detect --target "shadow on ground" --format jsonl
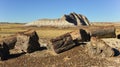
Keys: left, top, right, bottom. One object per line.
{"left": 3, "top": 47, "right": 47, "bottom": 61}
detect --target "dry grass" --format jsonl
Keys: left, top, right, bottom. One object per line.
{"left": 37, "top": 29, "right": 73, "bottom": 39}
{"left": 1, "top": 23, "right": 120, "bottom": 39}
{"left": 0, "top": 24, "right": 75, "bottom": 39}
{"left": 0, "top": 24, "right": 25, "bottom": 38}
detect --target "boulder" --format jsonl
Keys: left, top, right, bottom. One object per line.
{"left": 15, "top": 30, "right": 40, "bottom": 53}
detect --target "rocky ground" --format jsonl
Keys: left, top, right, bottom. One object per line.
{"left": 0, "top": 38, "right": 120, "bottom": 67}
{"left": 1, "top": 23, "right": 120, "bottom": 67}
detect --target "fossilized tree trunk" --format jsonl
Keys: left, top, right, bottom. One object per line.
{"left": 50, "top": 33, "right": 76, "bottom": 53}
{"left": 0, "top": 42, "right": 10, "bottom": 60}
{"left": 15, "top": 30, "right": 40, "bottom": 53}
{"left": 83, "top": 26, "right": 116, "bottom": 38}
{"left": 86, "top": 37, "right": 114, "bottom": 57}
{"left": 0, "top": 29, "right": 41, "bottom": 60}
{"left": 50, "top": 26, "right": 116, "bottom": 54}
{"left": 2, "top": 35, "right": 17, "bottom": 49}
{"left": 50, "top": 29, "right": 90, "bottom": 54}
{"left": 0, "top": 35, "right": 17, "bottom": 60}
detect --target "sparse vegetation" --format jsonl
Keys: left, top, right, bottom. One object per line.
{"left": 0, "top": 24, "right": 76, "bottom": 39}
{"left": 1, "top": 23, "right": 120, "bottom": 39}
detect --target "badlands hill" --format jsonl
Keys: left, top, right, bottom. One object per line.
{"left": 25, "top": 12, "right": 90, "bottom": 27}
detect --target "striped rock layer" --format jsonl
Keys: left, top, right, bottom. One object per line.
{"left": 25, "top": 12, "right": 90, "bottom": 27}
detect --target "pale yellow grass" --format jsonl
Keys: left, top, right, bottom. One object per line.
{"left": 0, "top": 24, "right": 74, "bottom": 39}
{"left": 37, "top": 29, "right": 73, "bottom": 39}
{"left": 1, "top": 23, "right": 120, "bottom": 39}
{"left": 0, "top": 24, "right": 26, "bottom": 38}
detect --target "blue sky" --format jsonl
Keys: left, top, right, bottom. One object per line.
{"left": 0, "top": 0, "right": 120, "bottom": 23}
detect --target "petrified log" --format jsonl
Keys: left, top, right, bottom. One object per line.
{"left": 15, "top": 30, "right": 40, "bottom": 53}
{"left": 50, "top": 26, "right": 115, "bottom": 54}
{"left": 51, "top": 29, "right": 90, "bottom": 53}
{"left": 0, "top": 35, "right": 16, "bottom": 60}
{"left": 50, "top": 33, "right": 76, "bottom": 53}
{"left": 2, "top": 35, "right": 17, "bottom": 49}
{"left": 69, "top": 29, "right": 90, "bottom": 41}
{"left": 117, "top": 34, "right": 120, "bottom": 39}
{"left": 86, "top": 37, "right": 114, "bottom": 57}
{"left": 0, "top": 42, "right": 10, "bottom": 60}
{"left": 50, "top": 29, "right": 90, "bottom": 54}
{"left": 83, "top": 26, "right": 116, "bottom": 38}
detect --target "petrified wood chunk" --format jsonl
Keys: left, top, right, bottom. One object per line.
{"left": 86, "top": 37, "right": 114, "bottom": 57}
{"left": 50, "top": 29, "right": 90, "bottom": 54}
{"left": 69, "top": 29, "right": 91, "bottom": 42}
{"left": 50, "top": 26, "right": 116, "bottom": 54}
{"left": 0, "top": 42, "right": 10, "bottom": 60}
{"left": 50, "top": 33, "right": 76, "bottom": 53}
{"left": 83, "top": 26, "right": 116, "bottom": 38}
{"left": 15, "top": 30, "right": 40, "bottom": 53}
{"left": 0, "top": 35, "right": 16, "bottom": 60}
{"left": 2, "top": 35, "right": 17, "bottom": 49}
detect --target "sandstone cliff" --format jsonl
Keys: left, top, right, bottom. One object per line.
{"left": 25, "top": 12, "right": 90, "bottom": 27}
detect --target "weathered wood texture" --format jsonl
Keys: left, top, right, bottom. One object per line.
{"left": 50, "top": 29, "right": 90, "bottom": 54}
{"left": 0, "top": 35, "right": 16, "bottom": 60}
{"left": 0, "top": 30, "right": 41, "bottom": 60}
{"left": 82, "top": 26, "right": 116, "bottom": 38}
{"left": 69, "top": 29, "right": 90, "bottom": 41}
{"left": 2, "top": 35, "right": 17, "bottom": 49}
{"left": 15, "top": 30, "right": 40, "bottom": 53}
{"left": 86, "top": 37, "right": 114, "bottom": 57}
{"left": 50, "top": 26, "right": 116, "bottom": 54}
{"left": 0, "top": 42, "right": 10, "bottom": 60}
{"left": 50, "top": 33, "right": 76, "bottom": 53}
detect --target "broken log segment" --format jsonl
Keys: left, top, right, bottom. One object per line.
{"left": 0, "top": 35, "right": 17, "bottom": 60}
{"left": 82, "top": 26, "right": 116, "bottom": 38}
{"left": 50, "top": 26, "right": 116, "bottom": 54}
{"left": 0, "top": 29, "right": 41, "bottom": 60}
{"left": 0, "top": 41, "right": 10, "bottom": 60}
{"left": 50, "top": 33, "right": 76, "bottom": 53}
{"left": 2, "top": 35, "right": 17, "bottom": 49}
{"left": 50, "top": 29, "right": 90, "bottom": 54}
{"left": 69, "top": 29, "right": 90, "bottom": 41}
{"left": 86, "top": 37, "right": 114, "bottom": 57}
{"left": 15, "top": 29, "right": 40, "bottom": 53}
